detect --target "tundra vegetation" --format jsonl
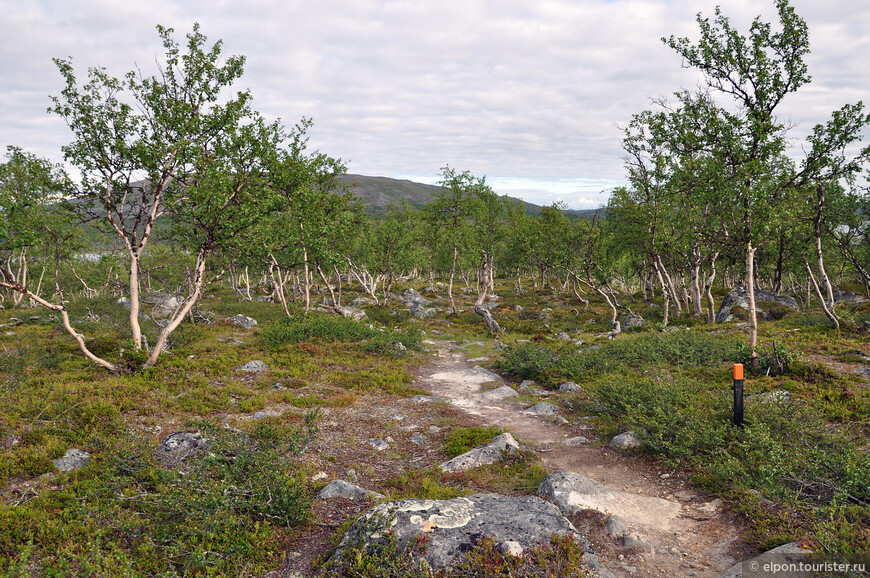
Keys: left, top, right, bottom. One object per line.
{"left": 1, "top": 1, "right": 869, "bottom": 575}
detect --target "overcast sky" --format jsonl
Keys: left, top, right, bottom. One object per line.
{"left": 1, "top": 0, "right": 868, "bottom": 209}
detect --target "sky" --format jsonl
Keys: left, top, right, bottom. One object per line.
{"left": 1, "top": 0, "right": 868, "bottom": 209}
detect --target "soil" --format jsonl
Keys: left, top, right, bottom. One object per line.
{"left": 282, "top": 340, "right": 753, "bottom": 577}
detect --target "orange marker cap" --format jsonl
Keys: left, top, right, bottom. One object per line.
{"left": 733, "top": 363, "right": 744, "bottom": 380}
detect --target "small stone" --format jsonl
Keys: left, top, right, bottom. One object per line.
{"left": 367, "top": 438, "right": 389, "bottom": 451}
{"left": 609, "top": 431, "right": 641, "bottom": 450}
{"left": 428, "top": 426, "right": 441, "bottom": 434}
{"left": 498, "top": 540, "right": 524, "bottom": 557}
{"left": 385, "top": 436, "right": 395, "bottom": 444}
{"left": 622, "top": 566, "right": 637, "bottom": 575}
{"left": 660, "top": 473, "right": 670, "bottom": 479}
{"left": 226, "top": 314, "right": 258, "bottom": 329}
{"left": 410, "top": 433, "right": 425, "bottom": 446}
{"left": 523, "top": 401, "right": 560, "bottom": 416}
{"left": 390, "top": 414, "right": 405, "bottom": 421}
{"left": 605, "top": 515, "right": 627, "bottom": 537}
{"left": 557, "top": 381, "right": 581, "bottom": 393}
{"left": 561, "top": 436, "right": 589, "bottom": 446}
{"left": 467, "top": 357, "right": 490, "bottom": 362}
{"left": 623, "top": 535, "right": 654, "bottom": 553}
{"left": 556, "top": 332, "right": 571, "bottom": 340}
{"left": 317, "top": 480, "right": 384, "bottom": 501}
{"left": 311, "top": 471, "right": 328, "bottom": 482}
{"left": 235, "top": 360, "right": 269, "bottom": 373}
{"left": 346, "top": 468, "right": 357, "bottom": 481}
{"left": 482, "top": 385, "right": 518, "bottom": 400}
{"left": 53, "top": 449, "right": 90, "bottom": 472}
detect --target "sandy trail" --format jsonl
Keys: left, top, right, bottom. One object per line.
{"left": 418, "top": 340, "right": 750, "bottom": 578}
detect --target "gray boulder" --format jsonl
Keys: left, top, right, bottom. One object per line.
{"left": 317, "top": 480, "right": 384, "bottom": 501}
{"left": 621, "top": 312, "right": 645, "bottom": 329}
{"left": 715, "top": 287, "right": 799, "bottom": 323}
{"left": 400, "top": 289, "right": 431, "bottom": 306}
{"left": 336, "top": 306, "right": 367, "bottom": 321}
{"left": 236, "top": 360, "right": 269, "bottom": 373}
{"left": 609, "top": 431, "right": 641, "bottom": 449}
{"left": 523, "top": 401, "right": 560, "bottom": 416}
{"left": 833, "top": 286, "right": 866, "bottom": 304}
{"left": 481, "top": 385, "right": 518, "bottom": 401}
{"left": 53, "top": 449, "right": 90, "bottom": 472}
{"left": 227, "top": 314, "right": 258, "bottom": 329}
{"left": 469, "top": 365, "right": 504, "bottom": 382}
{"left": 720, "top": 542, "right": 808, "bottom": 578}
{"left": 558, "top": 381, "right": 582, "bottom": 393}
{"left": 538, "top": 472, "right": 681, "bottom": 531}
{"left": 409, "top": 302, "right": 437, "bottom": 319}
{"left": 366, "top": 438, "right": 390, "bottom": 451}
{"left": 439, "top": 432, "right": 519, "bottom": 473}
{"left": 156, "top": 432, "right": 211, "bottom": 466}
{"left": 331, "top": 493, "right": 598, "bottom": 573}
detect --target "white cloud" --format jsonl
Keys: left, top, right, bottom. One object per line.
{"left": 1, "top": 0, "right": 868, "bottom": 207}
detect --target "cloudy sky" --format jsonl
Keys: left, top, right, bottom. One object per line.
{"left": 1, "top": 0, "right": 868, "bottom": 209}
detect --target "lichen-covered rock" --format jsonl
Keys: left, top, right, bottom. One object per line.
{"left": 226, "top": 314, "right": 258, "bottom": 329}
{"left": 715, "top": 287, "right": 799, "bottom": 323}
{"left": 317, "top": 480, "right": 384, "bottom": 501}
{"left": 558, "top": 381, "right": 582, "bottom": 393}
{"left": 331, "top": 493, "right": 589, "bottom": 572}
{"left": 53, "top": 449, "right": 90, "bottom": 472}
{"left": 336, "top": 306, "right": 367, "bottom": 321}
{"left": 156, "top": 432, "right": 211, "bottom": 466}
{"left": 235, "top": 360, "right": 269, "bottom": 373}
{"left": 439, "top": 433, "right": 519, "bottom": 473}
{"left": 621, "top": 312, "right": 645, "bottom": 329}
{"left": 410, "top": 302, "right": 437, "bottom": 319}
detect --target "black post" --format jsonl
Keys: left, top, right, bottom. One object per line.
{"left": 733, "top": 363, "right": 744, "bottom": 427}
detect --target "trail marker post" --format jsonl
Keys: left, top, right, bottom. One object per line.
{"left": 732, "top": 363, "right": 744, "bottom": 427}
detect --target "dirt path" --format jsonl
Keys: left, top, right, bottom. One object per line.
{"left": 418, "top": 340, "right": 751, "bottom": 578}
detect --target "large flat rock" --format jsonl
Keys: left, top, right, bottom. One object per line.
{"left": 331, "top": 493, "right": 611, "bottom": 575}
{"left": 439, "top": 432, "right": 519, "bottom": 473}
{"left": 539, "top": 471, "right": 681, "bottom": 531}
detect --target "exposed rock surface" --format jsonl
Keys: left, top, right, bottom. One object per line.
{"left": 538, "top": 471, "right": 681, "bottom": 530}
{"left": 226, "top": 314, "right": 258, "bottom": 329}
{"left": 331, "top": 493, "right": 610, "bottom": 575}
{"left": 156, "top": 432, "right": 211, "bottom": 466}
{"left": 53, "top": 449, "right": 90, "bottom": 472}
{"left": 469, "top": 366, "right": 503, "bottom": 382}
{"left": 715, "top": 287, "right": 799, "bottom": 323}
{"left": 558, "top": 381, "right": 582, "bottom": 393}
{"left": 316, "top": 480, "right": 384, "bottom": 501}
{"left": 439, "top": 432, "right": 519, "bottom": 473}
{"left": 400, "top": 289, "right": 431, "bottom": 306}
{"left": 410, "top": 302, "right": 437, "bottom": 319}
{"left": 366, "top": 438, "right": 390, "bottom": 451}
{"left": 720, "top": 542, "right": 808, "bottom": 578}
{"left": 833, "top": 286, "right": 866, "bottom": 304}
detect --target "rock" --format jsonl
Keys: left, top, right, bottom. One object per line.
{"left": 469, "top": 366, "right": 504, "bottom": 382}
{"left": 331, "top": 493, "right": 595, "bottom": 573}
{"left": 146, "top": 293, "right": 184, "bottom": 318}
{"left": 117, "top": 296, "right": 131, "bottom": 308}
{"left": 235, "top": 360, "right": 269, "bottom": 373}
{"left": 156, "top": 432, "right": 211, "bottom": 466}
{"left": 439, "top": 433, "right": 519, "bottom": 473}
{"left": 756, "top": 390, "right": 792, "bottom": 403}
{"left": 523, "top": 401, "right": 560, "bottom": 416}
{"left": 351, "top": 296, "right": 378, "bottom": 307}
{"left": 311, "top": 471, "right": 328, "bottom": 482}
{"left": 605, "top": 515, "right": 628, "bottom": 537}
{"left": 409, "top": 302, "right": 437, "bottom": 319}
{"left": 514, "top": 305, "right": 523, "bottom": 311}
{"left": 226, "top": 314, "right": 258, "bottom": 329}
{"left": 336, "top": 306, "right": 367, "bottom": 321}
{"left": 622, "top": 312, "right": 645, "bottom": 329}
{"left": 518, "top": 379, "right": 536, "bottom": 392}
{"left": 481, "top": 385, "right": 519, "bottom": 401}
{"left": 538, "top": 472, "right": 681, "bottom": 530}
{"left": 558, "top": 381, "right": 582, "bottom": 393}
{"left": 410, "top": 433, "right": 425, "bottom": 446}
{"left": 467, "top": 356, "right": 490, "bottom": 362}
{"left": 317, "top": 480, "right": 384, "bottom": 501}
{"left": 366, "top": 438, "right": 390, "bottom": 451}
{"left": 400, "top": 289, "right": 431, "bottom": 306}
{"left": 833, "top": 287, "right": 866, "bottom": 304}
{"left": 562, "top": 436, "right": 589, "bottom": 446}
{"left": 411, "top": 395, "right": 447, "bottom": 404}
{"left": 498, "top": 540, "right": 524, "bottom": 557}
{"left": 720, "top": 542, "right": 808, "bottom": 578}
{"left": 53, "top": 449, "right": 90, "bottom": 472}
{"left": 610, "top": 431, "right": 641, "bottom": 450}
{"left": 715, "top": 287, "right": 799, "bottom": 323}
{"left": 623, "top": 535, "right": 654, "bottom": 553}
{"left": 556, "top": 332, "right": 572, "bottom": 340}
{"left": 428, "top": 426, "right": 441, "bottom": 434}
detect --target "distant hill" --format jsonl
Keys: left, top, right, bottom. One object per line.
{"left": 337, "top": 174, "right": 604, "bottom": 220}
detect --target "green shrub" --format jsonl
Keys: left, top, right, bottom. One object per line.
{"left": 260, "top": 312, "right": 421, "bottom": 354}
